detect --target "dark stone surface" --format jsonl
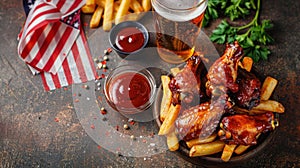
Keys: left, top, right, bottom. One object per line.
{"left": 0, "top": 0, "right": 299, "bottom": 167}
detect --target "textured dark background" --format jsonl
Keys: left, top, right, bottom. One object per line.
{"left": 0, "top": 0, "right": 299, "bottom": 167}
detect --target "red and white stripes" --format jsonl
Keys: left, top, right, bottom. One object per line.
{"left": 40, "top": 30, "right": 97, "bottom": 91}
{"left": 18, "top": 0, "right": 97, "bottom": 91}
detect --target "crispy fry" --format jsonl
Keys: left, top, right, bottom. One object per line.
{"left": 112, "top": 1, "right": 121, "bottom": 20}
{"left": 261, "top": 76, "right": 278, "bottom": 100}
{"left": 123, "top": 12, "right": 140, "bottom": 21}
{"left": 86, "top": 0, "right": 96, "bottom": 6}
{"left": 221, "top": 144, "right": 237, "bottom": 162}
{"left": 103, "top": 0, "right": 114, "bottom": 31}
{"left": 238, "top": 62, "right": 243, "bottom": 69}
{"left": 234, "top": 145, "right": 250, "bottom": 155}
{"left": 166, "top": 131, "right": 179, "bottom": 151}
{"left": 242, "top": 57, "right": 253, "bottom": 72}
{"left": 189, "top": 140, "right": 225, "bottom": 157}
{"left": 81, "top": 4, "right": 96, "bottom": 13}
{"left": 234, "top": 100, "right": 284, "bottom": 114}
{"left": 160, "top": 75, "right": 172, "bottom": 122}
{"left": 158, "top": 104, "right": 181, "bottom": 135}
{"left": 95, "top": 0, "right": 106, "bottom": 7}
{"left": 170, "top": 67, "right": 181, "bottom": 76}
{"left": 252, "top": 100, "right": 285, "bottom": 113}
{"left": 86, "top": 0, "right": 147, "bottom": 29}
{"left": 142, "top": 0, "right": 151, "bottom": 11}
{"left": 114, "top": 1, "right": 121, "bottom": 11}
{"left": 186, "top": 133, "right": 217, "bottom": 148}
{"left": 90, "top": 6, "right": 104, "bottom": 28}
{"left": 130, "top": 0, "right": 144, "bottom": 13}
{"left": 115, "top": 0, "right": 131, "bottom": 24}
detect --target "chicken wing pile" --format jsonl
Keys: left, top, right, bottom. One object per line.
{"left": 159, "top": 41, "right": 284, "bottom": 156}
{"left": 175, "top": 41, "right": 262, "bottom": 142}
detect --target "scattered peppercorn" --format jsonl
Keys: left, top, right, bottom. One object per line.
{"left": 103, "top": 55, "right": 108, "bottom": 61}
{"left": 123, "top": 124, "right": 129, "bottom": 130}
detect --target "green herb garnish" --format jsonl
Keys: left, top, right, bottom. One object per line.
{"left": 205, "top": 0, "right": 274, "bottom": 62}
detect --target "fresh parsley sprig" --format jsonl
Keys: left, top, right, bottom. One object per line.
{"left": 205, "top": 0, "right": 274, "bottom": 62}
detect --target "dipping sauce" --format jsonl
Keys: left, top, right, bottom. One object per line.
{"left": 115, "top": 27, "right": 145, "bottom": 53}
{"left": 106, "top": 71, "right": 152, "bottom": 110}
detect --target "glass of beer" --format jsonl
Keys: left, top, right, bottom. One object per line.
{"left": 151, "top": 0, "right": 208, "bottom": 64}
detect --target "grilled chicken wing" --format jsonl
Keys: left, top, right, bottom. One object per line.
{"left": 199, "top": 41, "right": 243, "bottom": 137}
{"left": 175, "top": 95, "right": 233, "bottom": 141}
{"left": 232, "top": 68, "right": 261, "bottom": 109}
{"left": 219, "top": 112, "right": 275, "bottom": 145}
{"left": 175, "top": 102, "right": 210, "bottom": 141}
{"left": 175, "top": 42, "right": 244, "bottom": 140}
{"left": 206, "top": 41, "right": 243, "bottom": 97}
{"left": 169, "top": 54, "right": 203, "bottom": 105}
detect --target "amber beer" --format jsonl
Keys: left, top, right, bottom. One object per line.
{"left": 151, "top": 0, "right": 207, "bottom": 64}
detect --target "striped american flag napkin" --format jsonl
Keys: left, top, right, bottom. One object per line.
{"left": 18, "top": 0, "right": 97, "bottom": 91}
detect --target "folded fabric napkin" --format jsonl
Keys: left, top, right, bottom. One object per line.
{"left": 18, "top": 0, "right": 97, "bottom": 91}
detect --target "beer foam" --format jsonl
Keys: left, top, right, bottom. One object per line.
{"left": 152, "top": 0, "right": 207, "bottom": 22}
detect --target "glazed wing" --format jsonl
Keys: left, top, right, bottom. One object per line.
{"left": 175, "top": 42, "right": 245, "bottom": 140}
{"left": 206, "top": 41, "right": 243, "bottom": 97}
{"left": 219, "top": 112, "right": 275, "bottom": 145}
{"left": 175, "top": 96, "right": 233, "bottom": 141}
{"left": 232, "top": 68, "right": 261, "bottom": 109}
{"left": 199, "top": 41, "right": 243, "bottom": 137}
{"left": 169, "top": 54, "right": 203, "bottom": 105}
{"left": 175, "top": 102, "right": 210, "bottom": 141}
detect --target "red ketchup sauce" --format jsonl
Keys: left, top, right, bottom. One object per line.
{"left": 107, "top": 72, "right": 151, "bottom": 110}
{"left": 115, "top": 27, "right": 145, "bottom": 52}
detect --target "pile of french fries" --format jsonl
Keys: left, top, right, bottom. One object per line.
{"left": 158, "top": 56, "right": 285, "bottom": 162}
{"left": 81, "top": 0, "right": 151, "bottom": 31}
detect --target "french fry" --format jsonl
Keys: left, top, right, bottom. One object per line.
{"left": 158, "top": 104, "right": 181, "bottom": 135}
{"left": 166, "top": 131, "right": 179, "bottom": 151}
{"left": 160, "top": 75, "right": 172, "bottom": 122}
{"left": 123, "top": 12, "right": 141, "bottom": 21}
{"left": 81, "top": 4, "right": 96, "bottom": 13}
{"left": 112, "top": 1, "right": 121, "bottom": 20}
{"left": 115, "top": 0, "right": 131, "bottom": 24}
{"left": 170, "top": 67, "right": 181, "bottom": 76}
{"left": 261, "top": 76, "right": 278, "bottom": 100}
{"left": 242, "top": 57, "right": 253, "bottom": 72}
{"left": 114, "top": 1, "right": 121, "bottom": 11}
{"left": 221, "top": 144, "right": 237, "bottom": 162}
{"left": 252, "top": 100, "right": 285, "bottom": 113}
{"left": 141, "top": 0, "right": 151, "bottom": 11}
{"left": 103, "top": 0, "right": 114, "bottom": 31}
{"left": 85, "top": 0, "right": 148, "bottom": 29}
{"left": 186, "top": 133, "right": 217, "bottom": 148}
{"left": 130, "top": 0, "right": 144, "bottom": 13}
{"left": 90, "top": 6, "right": 104, "bottom": 28}
{"left": 234, "top": 100, "right": 284, "bottom": 114}
{"left": 95, "top": 0, "right": 106, "bottom": 7}
{"left": 238, "top": 62, "right": 244, "bottom": 69}
{"left": 86, "top": 0, "right": 96, "bottom": 6}
{"left": 234, "top": 145, "right": 250, "bottom": 155}
{"left": 189, "top": 140, "right": 225, "bottom": 157}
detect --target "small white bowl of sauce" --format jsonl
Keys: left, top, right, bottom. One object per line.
{"left": 104, "top": 65, "right": 156, "bottom": 114}
{"left": 109, "top": 21, "right": 149, "bottom": 58}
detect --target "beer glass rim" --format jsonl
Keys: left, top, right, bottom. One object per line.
{"left": 152, "top": 0, "right": 207, "bottom": 11}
